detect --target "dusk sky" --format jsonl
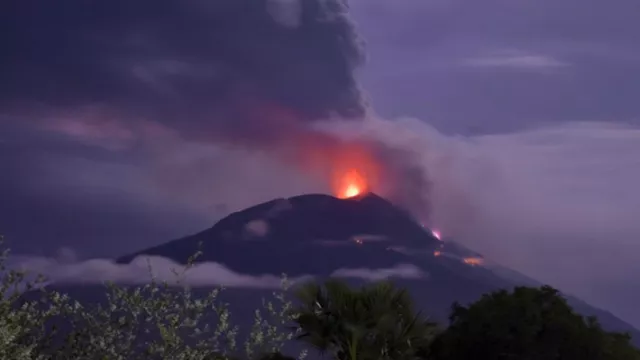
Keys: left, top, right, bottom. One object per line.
{"left": 2, "top": 0, "right": 640, "bottom": 327}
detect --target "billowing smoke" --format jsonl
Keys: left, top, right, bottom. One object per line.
{"left": 0, "top": 0, "right": 432, "bottom": 221}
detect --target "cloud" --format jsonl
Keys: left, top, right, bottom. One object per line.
{"left": 331, "top": 264, "right": 426, "bottom": 281}
{"left": 335, "top": 118, "right": 640, "bottom": 327}
{"left": 9, "top": 254, "right": 310, "bottom": 288}
{"left": 9, "top": 251, "right": 424, "bottom": 287}
{"left": 0, "top": 121, "right": 324, "bottom": 256}
{"left": 462, "top": 51, "right": 569, "bottom": 70}
{"left": 266, "top": 0, "right": 304, "bottom": 28}
{"left": 1, "top": 0, "right": 366, "bottom": 124}
{"left": 0, "top": 0, "right": 436, "bottom": 226}
{"left": 244, "top": 220, "right": 270, "bottom": 238}
{"left": 354, "top": 0, "right": 640, "bottom": 134}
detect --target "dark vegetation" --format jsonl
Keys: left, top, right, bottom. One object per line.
{"left": 1, "top": 236, "right": 638, "bottom": 360}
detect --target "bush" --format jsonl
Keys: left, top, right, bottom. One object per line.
{"left": 430, "top": 286, "right": 640, "bottom": 360}
{"left": 0, "top": 236, "right": 305, "bottom": 360}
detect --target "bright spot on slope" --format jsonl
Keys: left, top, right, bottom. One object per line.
{"left": 463, "top": 257, "right": 485, "bottom": 266}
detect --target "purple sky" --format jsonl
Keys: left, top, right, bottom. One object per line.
{"left": 1, "top": 0, "right": 640, "bottom": 327}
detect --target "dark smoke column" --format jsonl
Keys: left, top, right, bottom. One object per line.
{"left": 1, "top": 0, "right": 432, "bottom": 222}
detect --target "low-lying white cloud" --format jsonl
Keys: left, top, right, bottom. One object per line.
{"left": 331, "top": 264, "right": 426, "bottom": 281}
{"left": 462, "top": 50, "right": 569, "bottom": 70}
{"left": 9, "top": 255, "right": 307, "bottom": 288}
{"left": 244, "top": 219, "right": 270, "bottom": 238}
{"left": 9, "top": 253, "right": 425, "bottom": 288}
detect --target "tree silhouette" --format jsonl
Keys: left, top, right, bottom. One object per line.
{"left": 430, "top": 285, "right": 640, "bottom": 360}
{"left": 292, "top": 279, "right": 438, "bottom": 360}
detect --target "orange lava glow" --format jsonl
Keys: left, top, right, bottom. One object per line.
{"left": 317, "top": 138, "right": 382, "bottom": 200}
{"left": 463, "top": 257, "right": 485, "bottom": 266}
{"left": 336, "top": 169, "right": 368, "bottom": 199}
{"left": 433, "top": 250, "right": 442, "bottom": 257}
{"left": 240, "top": 105, "right": 385, "bottom": 201}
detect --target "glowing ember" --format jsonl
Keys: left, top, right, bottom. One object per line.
{"left": 336, "top": 169, "right": 368, "bottom": 199}
{"left": 433, "top": 250, "right": 442, "bottom": 257}
{"left": 463, "top": 257, "right": 484, "bottom": 266}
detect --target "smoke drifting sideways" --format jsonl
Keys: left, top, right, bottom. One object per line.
{"left": 1, "top": 0, "right": 432, "bottom": 222}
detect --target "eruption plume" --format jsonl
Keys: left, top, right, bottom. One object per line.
{"left": 142, "top": 0, "right": 435, "bottom": 219}
{"left": 1, "top": 0, "right": 433, "bottom": 220}
{"left": 336, "top": 169, "right": 367, "bottom": 199}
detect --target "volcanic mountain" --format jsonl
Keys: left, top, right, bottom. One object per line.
{"left": 112, "top": 192, "right": 640, "bottom": 344}
{"left": 117, "top": 192, "right": 444, "bottom": 275}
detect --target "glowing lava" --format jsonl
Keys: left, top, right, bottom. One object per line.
{"left": 344, "top": 184, "right": 361, "bottom": 198}
{"left": 335, "top": 169, "right": 368, "bottom": 199}
{"left": 463, "top": 257, "right": 485, "bottom": 266}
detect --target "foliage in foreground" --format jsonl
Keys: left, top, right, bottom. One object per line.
{"left": 430, "top": 285, "right": 640, "bottom": 360}
{"left": 0, "top": 235, "right": 304, "bottom": 360}
{"left": 292, "top": 279, "right": 438, "bottom": 360}
{"left": 1, "top": 234, "right": 640, "bottom": 360}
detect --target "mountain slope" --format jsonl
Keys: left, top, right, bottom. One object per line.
{"left": 118, "top": 193, "right": 439, "bottom": 268}
{"left": 114, "top": 192, "right": 640, "bottom": 345}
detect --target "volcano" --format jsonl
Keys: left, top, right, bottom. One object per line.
{"left": 112, "top": 192, "right": 640, "bottom": 345}
{"left": 116, "top": 192, "right": 442, "bottom": 275}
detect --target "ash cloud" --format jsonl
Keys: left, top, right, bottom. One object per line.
{"left": 0, "top": 0, "right": 432, "bottom": 220}
{"left": 353, "top": 118, "right": 640, "bottom": 328}
{"left": 1, "top": 0, "right": 366, "bottom": 124}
